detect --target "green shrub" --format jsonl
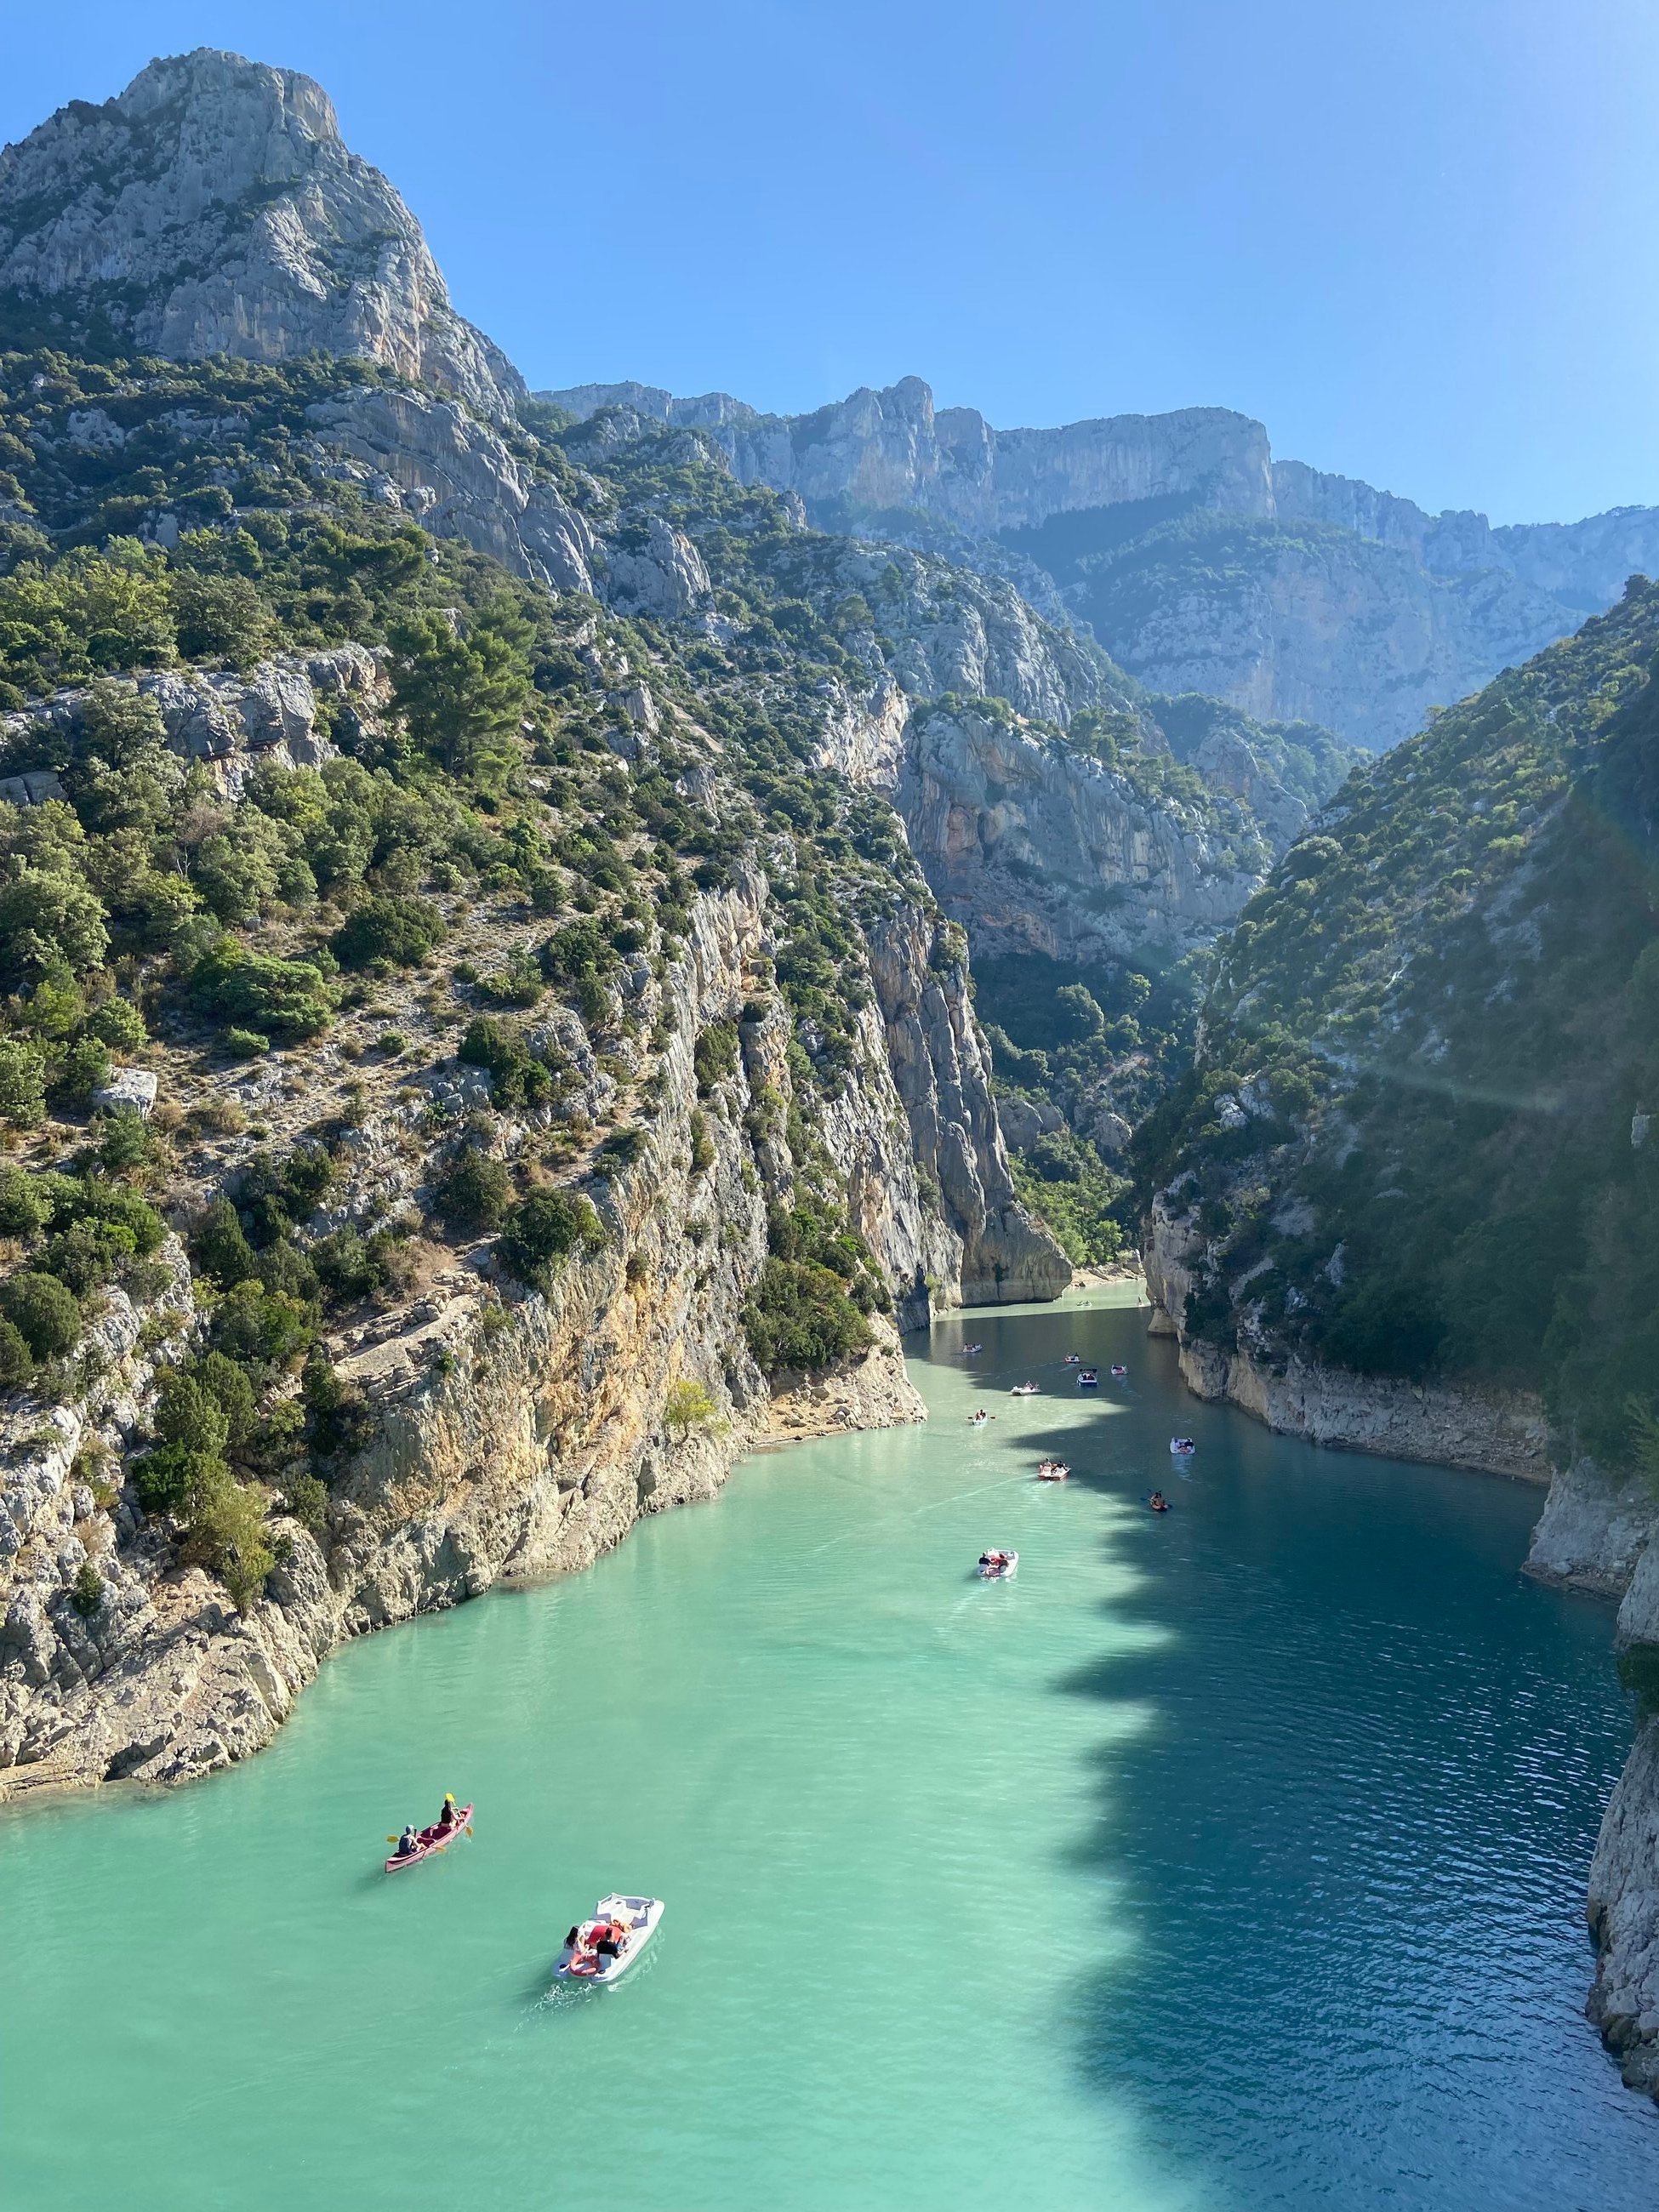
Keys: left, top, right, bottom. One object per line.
{"left": 0, "top": 1039, "right": 48, "bottom": 1127}
{"left": 434, "top": 1150, "right": 513, "bottom": 1232}
{"left": 220, "top": 1027, "right": 271, "bottom": 1059}
{"left": 153, "top": 1371, "right": 231, "bottom": 1457}
{"left": 497, "top": 1189, "right": 606, "bottom": 1289}
{"left": 0, "top": 1166, "right": 50, "bottom": 1239}
{"left": 189, "top": 942, "right": 335, "bottom": 1041}
{"left": 83, "top": 997, "right": 148, "bottom": 1051}
{"left": 693, "top": 1019, "right": 740, "bottom": 1096}
{"left": 180, "top": 1474, "right": 274, "bottom": 1613}
{"left": 191, "top": 1195, "right": 259, "bottom": 1287}
{"left": 664, "top": 1377, "right": 721, "bottom": 1436}
{"left": 689, "top": 1109, "right": 715, "bottom": 1174}
{"left": 0, "top": 1315, "right": 33, "bottom": 1386}
{"left": 456, "top": 1016, "right": 557, "bottom": 1109}
{"left": 0, "top": 1270, "right": 81, "bottom": 1359}
{"left": 43, "top": 1216, "right": 135, "bottom": 1293}
{"left": 69, "top": 1562, "right": 105, "bottom": 1618}
{"left": 209, "top": 1280, "right": 316, "bottom": 1375}
{"left": 191, "top": 1350, "right": 259, "bottom": 1450}
{"left": 92, "top": 1108, "right": 162, "bottom": 1177}
{"left": 282, "top": 1472, "right": 329, "bottom": 1536}
{"left": 131, "top": 1442, "right": 220, "bottom": 1518}
{"left": 331, "top": 894, "right": 446, "bottom": 971}
{"left": 741, "top": 1258, "right": 873, "bottom": 1376}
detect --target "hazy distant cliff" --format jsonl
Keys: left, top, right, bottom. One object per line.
{"left": 548, "top": 376, "right": 1659, "bottom": 751}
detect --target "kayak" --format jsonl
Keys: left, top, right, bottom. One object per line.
{"left": 977, "top": 1549, "right": 1018, "bottom": 1578}
{"left": 385, "top": 1803, "right": 473, "bottom": 1874}
{"left": 554, "top": 1895, "right": 665, "bottom": 1987}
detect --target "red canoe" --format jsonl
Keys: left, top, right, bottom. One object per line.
{"left": 385, "top": 1804, "right": 473, "bottom": 1874}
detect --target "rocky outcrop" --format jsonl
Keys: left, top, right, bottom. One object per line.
{"left": 306, "top": 389, "right": 596, "bottom": 593}
{"left": 1588, "top": 1716, "right": 1659, "bottom": 2103}
{"left": 0, "top": 869, "right": 1058, "bottom": 1801}
{"left": 0, "top": 50, "right": 519, "bottom": 419}
{"left": 1142, "top": 1194, "right": 1548, "bottom": 1479}
{"left": 896, "top": 704, "right": 1267, "bottom": 967}
{"left": 867, "top": 907, "right": 1069, "bottom": 1305}
{"left": 1527, "top": 1456, "right": 1659, "bottom": 2104}
{"left": 0, "top": 644, "right": 384, "bottom": 792}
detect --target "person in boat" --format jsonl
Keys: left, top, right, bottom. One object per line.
{"left": 436, "top": 1794, "right": 459, "bottom": 1831}
{"left": 396, "top": 1824, "right": 420, "bottom": 1857}
{"left": 1149, "top": 1491, "right": 1169, "bottom": 1513}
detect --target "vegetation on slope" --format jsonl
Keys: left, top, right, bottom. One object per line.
{"left": 1135, "top": 579, "right": 1659, "bottom": 1466}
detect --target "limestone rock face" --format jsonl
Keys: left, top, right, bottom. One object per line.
{"left": 1, "top": 644, "right": 385, "bottom": 792}
{"left": 0, "top": 50, "right": 520, "bottom": 419}
{"left": 545, "top": 375, "right": 1272, "bottom": 539}
{"left": 305, "top": 389, "right": 595, "bottom": 592}
{"left": 1588, "top": 1718, "right": 1659, "bottom": 2103}
{"left": 549, "top": 375, "right": 1659, "bottom": 752}
{"left": 896, "top": 704, "right": 1267, "bottom": 966}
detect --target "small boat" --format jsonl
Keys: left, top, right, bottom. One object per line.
{"left": 970, "top": 1411, "right": 991, "bottom": 1428}
{"left": 1078, "top": 1369, "right": 1099, "bottom": 1388}
{"left": 1063, "top": 1354, "right": 1080, "bottom": 1366}
{"left": 1148, "top": 1493, "right": 1171, "bottom": 1514}
{"left": 1170, "top": 1437, "right": 1197, "bottom": 1457}
{"left": 1035, "top": 1459, "right": 1070, "bottom": 1482}
{"left": 1110, "top": 1364, "right": 1128, "bottom": 1378}
{"left": 1010, "top": 1382, "right": 1038, "bottom": 1397}
{"left": 385, "top": 1802, "right": 473, "bottom": 1874}
{"left": 961, "top": 1343, "right": 983, "bottom": 1358}
{"left": 978, "top": 1548, "right": 1018, "bottom": 1579}
{"left": 554, "top": 1895, "right": 665, "bottom": 1986}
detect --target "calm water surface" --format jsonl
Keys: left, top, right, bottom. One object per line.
{"left": 3, "top": 1291, "right": 1654, "bottom": 2209}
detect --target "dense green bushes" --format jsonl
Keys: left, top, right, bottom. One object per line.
{"left": 741, "top": 1258, "right": 873, "bottom": 1374}
{"left": 497, "top": 1188, "right": 606, "bottom": 1290}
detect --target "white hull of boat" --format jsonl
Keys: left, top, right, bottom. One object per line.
{"left": 978, "top": 1552, "right": 1018, "bottom": 1578}
{"left": 554, "top": 1894, "right": 664, "bottom": 1986}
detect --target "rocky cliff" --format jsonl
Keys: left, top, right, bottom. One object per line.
{"left": 549, "top": 375, "right": 1659, "bottom": 753}
{"left": 0, "top": 49, "right": 519, "bottom": 418}
{"left": 0, "top": 864, "right": 1058, "bottom": 1799}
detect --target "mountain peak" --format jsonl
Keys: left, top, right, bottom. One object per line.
{"left": 0, "top": 48, "right": 520, "bottom": 417}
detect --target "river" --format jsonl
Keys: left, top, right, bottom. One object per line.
{"left": 3, "top": 1289, "right": 1654, "bottom": 2209}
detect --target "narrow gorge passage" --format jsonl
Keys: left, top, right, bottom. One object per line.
{"left": 2, "top": 1291, "right": 1651, "bottom": 2211}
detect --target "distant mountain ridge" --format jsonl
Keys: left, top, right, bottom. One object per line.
{"left": 546, "top": 377, "right": 1659, "bottom": 749}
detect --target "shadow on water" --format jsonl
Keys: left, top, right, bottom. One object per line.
{"left": 1040, "top": 1308, "right": 1658, "bottom": 2211}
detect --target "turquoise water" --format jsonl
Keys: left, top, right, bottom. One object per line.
{"left": 3, "top": 1291, "right": 1654, "bottom": 2209}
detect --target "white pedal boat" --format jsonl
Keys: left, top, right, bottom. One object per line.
{"left": 1010, "top": 1382, "right": 1038, "bottom": 1397}
{"left": 554, "top": 1895, "right": 664, "bottom": 1986}
{"left": 1035, "top": 1459, "right": 1070, "bottom": 1482}
{"left": 1170, "top": 1437, "right": 1197, "bottom": 1457}
{"left": 978, "top": 1548, "right": 1018, "bottom": 1579}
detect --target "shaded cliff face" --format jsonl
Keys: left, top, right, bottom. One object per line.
{"left": 893, "top": 704, "right": 1268, "bottom": 969}
{"left": 0, "top": 49, "right": 519, "bottom": 419}
{"left": 550, "top": 375, "right": 1659, "bottom": 753}
{"left": 0, "top": 866, "right": 1058, "bottom": 1799}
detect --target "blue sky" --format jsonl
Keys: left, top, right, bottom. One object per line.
{"left": 3, "top": 0, "right": 1656, "bottom": 525}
